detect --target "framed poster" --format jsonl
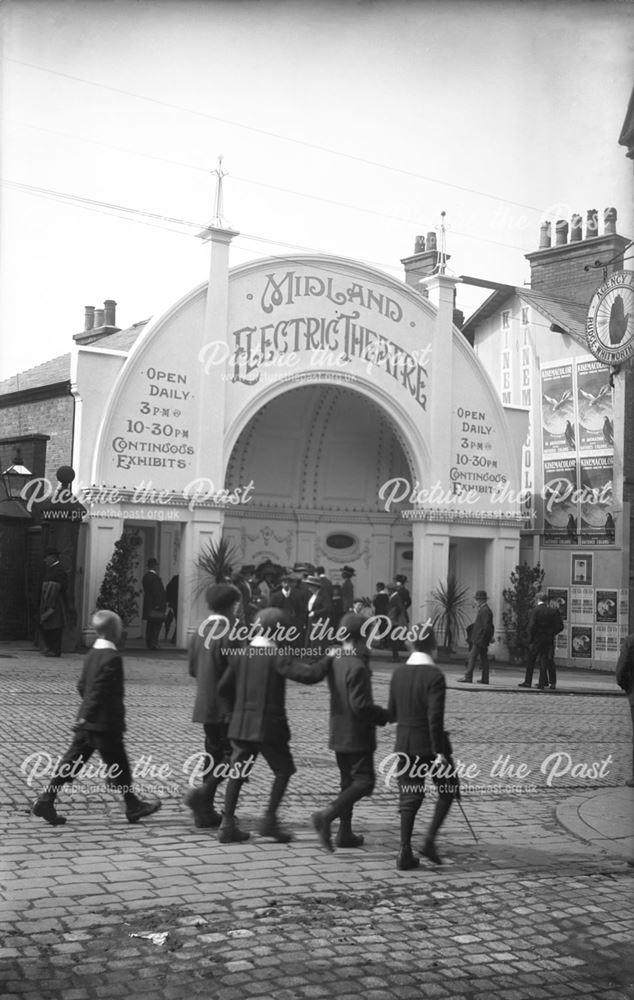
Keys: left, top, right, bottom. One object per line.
{"left": 571, "top": 553, "right": 593, "bottom": 585}
{"left": 595, "top": 590, "right": 618, "bottom": 623}
{"left": 571, "top": 624, "right": 593, "bottom": 660}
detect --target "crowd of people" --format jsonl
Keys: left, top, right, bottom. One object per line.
{"left": 32, "top": 554, "right": 634, "bottom": 856}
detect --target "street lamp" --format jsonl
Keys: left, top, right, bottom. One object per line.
{"left": 1, "top": 449, "right": 32, "bottom": 501}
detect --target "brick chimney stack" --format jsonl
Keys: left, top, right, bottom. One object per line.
{"left": 525, "top": 207, "right": 629, "bottom": 306}
{"left": 74, "top": 299, "right": 121, "bottom": 345}
{"left": 401, "top": 233, "right": 450, "bottom": 291}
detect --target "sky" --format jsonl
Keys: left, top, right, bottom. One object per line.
{"left": 1, "top": 0, "right": 633, "bottom": 380}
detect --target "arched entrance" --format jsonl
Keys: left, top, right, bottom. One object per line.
{"left": 223, "top": 381, "right": 418, "bottom": 597}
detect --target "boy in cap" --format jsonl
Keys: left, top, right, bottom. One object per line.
{"left": 458, "top": 589, "right": 494, "bottom": 684}
{"left": 185, "top": 582, "right": 243, "bottom": 827}
{"left": 311, "top": 613, "right": 388, "bottom": 852}
{"left": 216, "top": 609, "right": 328, "bottom": 843}
{"left": 387, "top": 624, "right": 459, "bottom": 870}
{"left": 32, "top": 610, "right": 162, "bottom": 826}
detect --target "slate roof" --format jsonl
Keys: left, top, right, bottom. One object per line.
{"left": 0, "top": 321, "right": 148, "bottom": 397}
{"left": 462, "top": 285, "right": 587, "bottom": 346}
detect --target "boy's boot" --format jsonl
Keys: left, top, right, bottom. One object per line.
{"left": 32, "top": 789, "right": 66, "bottom": 826}
{"left": 335, "top": 809, "right": 364, "bottom": 848}
{"left": 217, "top": 779, "right": 249, "bottom": 844}
{"left": 125, "top": 793, "right": 162, "bottom": 824}
{"left": 421, "top": 795, "right": 453, "bottom": 864}
{"left": 258, "top": 775, "right": 293, "bottom": 843}
{"left": 397, "top": 811, "right": 419, "bottom": 870}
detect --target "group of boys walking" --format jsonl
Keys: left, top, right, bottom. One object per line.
{"left": 185, "top": 582, "right": 458, "bottom": 870}
{"left": 32, "top": 582, "right": 459, "bottom": 872}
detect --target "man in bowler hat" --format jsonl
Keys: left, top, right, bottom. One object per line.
{"left": 459, "top": 590, "right": 494, "bottom": 684}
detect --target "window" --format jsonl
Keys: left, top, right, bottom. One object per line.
{"left": 521, "top": 306, "right": 529, "bottom": 325}
{"left": 326, "top": 533, "right": 356, "bottom": 549}
{"left": 502, "top": 311, "right": 510, "bottom": 329}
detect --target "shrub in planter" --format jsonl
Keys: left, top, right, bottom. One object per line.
{"left": 95, "top": 531, "right": 142, "bottom": 642}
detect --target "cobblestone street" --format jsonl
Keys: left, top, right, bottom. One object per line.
{"left": 1, "top": 649, "right": 633, "bottom": 999}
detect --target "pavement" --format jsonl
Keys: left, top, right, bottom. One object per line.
{"left": 1, "top": 641, "right": 633, "bottom": 999}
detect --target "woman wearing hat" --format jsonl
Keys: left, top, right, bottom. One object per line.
{"left": 458, "top": 590, "right": 494, "bottom": 684}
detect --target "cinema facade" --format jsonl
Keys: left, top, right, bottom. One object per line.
{"left": 2, "top": 205, "right": 631, "bottom": 664}
{"left": 65, "top": 221, "right": 527, "bottom": 650}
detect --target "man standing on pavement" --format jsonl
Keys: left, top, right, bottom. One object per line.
{"left": 387, "top": 624, "right": 459, "bottom": 870}
{"left": 519, "top": 592, "right": 564, "bottom": 690}
{"left": 312, "top": 613, "right": 389, "bottom": 852}
{"left": 458, "top": 589, "right": 494, "bottom": 684}
{"left": 39, "top": 549, "right": 68, "bottom": 657}
{"left": 615, "top": 633, "right": 634, "bottom": 787}
{"left": 217, "top": 608, "right": 328, "bottom": 844}
{"left": 141, "top": 558, "right": 167, "bottom": 650}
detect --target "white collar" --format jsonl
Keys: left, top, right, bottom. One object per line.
{"left": 93, "top": 638, "right": 118, "bottom": 650}
{"left": 406, "top": 652, "right": 436, "bottom": 666}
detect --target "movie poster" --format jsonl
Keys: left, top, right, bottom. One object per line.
{"left": 578, "top": 456, "right": 614, "bottom": 545}
{"left": 571, "top": 624, "right": 593, "bottom": 659}
{"left": 576, "top": 359, "right": 614, "bottom": 452}
{"left": 595, "top": 590, "right": 618, "bottom": 623}
{"left": 547, "top": 587, "right": 568, "bottom": 621}
{"left": 540, "top": 363, "right": 576, "bottom": 454}
{"left": 543, "top": 457, "right": 579, "bottom": 544}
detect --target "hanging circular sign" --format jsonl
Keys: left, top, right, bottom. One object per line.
{"left": 585, "top": 270, "right": 634, "bottom": 365}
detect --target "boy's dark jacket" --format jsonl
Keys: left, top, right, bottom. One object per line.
{"left": 76, "top": 647, "right": 126, "bottom": 733}
{"left": 218, "top": 640, "right": 327, "bottom": 743}
{"left": 325, "top": 648, "right": 388, "bottom": 752}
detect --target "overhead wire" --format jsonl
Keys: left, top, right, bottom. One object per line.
{"left": 5, "top": 54, "right": 544, "bottom": 213}
{"left": 2, "top": 119, "right": 534, "bottom": 254}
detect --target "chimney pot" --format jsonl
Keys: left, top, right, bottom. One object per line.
{"left": 414, "top": 235, "right": 425, "bottom": 253}
{"left": 555, "top": 220, "right": 569, "bottom": 246}
{"left": 84, "top": 306, "right": 95, "bottom": 331}
{"left": 426, "top": 231, "right": 437, "bottom": 252}
{"left": 586, "top": 209, "right": 598, "bottom": 239}
{"left": 604, "top": 207, "right": 617, "bottom": 235}
{"left": 570, "top": 214, "right": 582, "bottom": 242}
{"left": 539, "top": 222, "right": 552, "bottom": 249}
{"left": 104, "top": 299, "right": 117, "bottom": 326}
{"left": 94, "top": 308, "right": 105, "bottom": 328}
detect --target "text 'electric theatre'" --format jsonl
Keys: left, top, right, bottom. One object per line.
{"left": 72, "top": 218, "right": 526, "bottom": 649}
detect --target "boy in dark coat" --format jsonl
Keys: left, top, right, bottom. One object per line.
{"left": 217, "top": 609, "right": 328, "bottom": 844}
{"left": 312, "top": 614, "right": 388, "bottom": 852}
{"left": 387, "top": 624, "right": 458, "bottom": 870}
{"left": 32, "top": 610, "right": 162, "bottom": 826}
{"left": 185, "top": 583, "right": 242, "bottom": 828}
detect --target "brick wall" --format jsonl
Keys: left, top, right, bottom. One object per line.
{"left": 0, "top": 395, "right": 74, "bottom": 481}
{"left": 525, "top": 235, "right": 629, "bottom": 305}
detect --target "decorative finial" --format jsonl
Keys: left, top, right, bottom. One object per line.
{"left": 437, "top": 210, "right": 447, "bottom": 275}
{"left": 211, "top": 155, "right": 229, "bottom": 228}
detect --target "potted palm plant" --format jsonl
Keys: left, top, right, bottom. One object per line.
{"left": 195, "top": 536, "right": 239, "bottom": 593}
{"left": 430, "top": 575, "right": 471, "bottom": 660}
